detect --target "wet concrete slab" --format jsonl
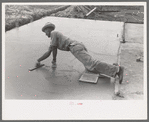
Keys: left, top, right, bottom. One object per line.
{"left": 5, "top": 17, "right": 124, "bottom": 100}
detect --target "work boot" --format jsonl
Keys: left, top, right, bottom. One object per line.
{"left": 117, "top": 66, "right": 124, "bottom": 84}
{"left": 113, "top": 63, "right": 124, "bottom": 84}
{"left": 52, "top": 60, "right": 57, "bottom": 68}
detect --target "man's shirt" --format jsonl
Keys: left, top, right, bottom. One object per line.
{"left": 50, "top": 31, "right": 76, "bottom": 51}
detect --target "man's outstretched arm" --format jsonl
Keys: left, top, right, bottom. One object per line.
{"left": 52, "top": 46, "right": 57, "bottom": 63}
{"left": 37, "top": 46, "right": 54, "bottom": 62}
{"left": 37, "top": 50, "right": 52, "bottom": 62}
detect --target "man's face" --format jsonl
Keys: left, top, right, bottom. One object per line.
{"left": 44, "top": 28, "right": 52, "bottom": 38}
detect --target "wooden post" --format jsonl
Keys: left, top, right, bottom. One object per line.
{"left": 122, "top": 22, "right": 125, "bottom": 43}
{"left": 85, "top": 7, "right": 97, "bottom": 18}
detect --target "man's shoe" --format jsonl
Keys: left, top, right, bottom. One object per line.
{"left": 117, "top": 66, "right": 124, "bottom": 84}
{"left": 112, "top": 63, "right": 124, "bottom": 84}
{"left": 52, "top": 61, "right": 57, "bottom": 68}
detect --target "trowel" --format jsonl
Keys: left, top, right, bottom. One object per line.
{"left": 29, "top": 64, "right": 45, "bottom": 71}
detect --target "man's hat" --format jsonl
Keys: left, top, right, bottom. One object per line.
{"left": 42, "top": 22, "right": 55, "bottom": 32}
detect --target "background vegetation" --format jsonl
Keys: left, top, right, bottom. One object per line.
{"left": 5, "top": 5, "right": 144, "bottom": 31}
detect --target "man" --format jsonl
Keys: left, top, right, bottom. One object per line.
{"left": 36, "top": 22, "right": 124, "bottom": 84}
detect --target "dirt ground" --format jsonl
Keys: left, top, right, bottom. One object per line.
{"left": 5, "top": 5, "right": 144, "bottom": 31}
{"left": 5, "top": 5, "right": 70, "bottom": 31}
{"left": 5, "top": 5, "right": 145, "bottom": 100}
{"left": 51, "top": 5, "right": 144, "bottom": 23}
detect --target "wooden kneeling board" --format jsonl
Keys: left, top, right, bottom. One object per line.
{"left": 79, "top": 68, "right": 110, "bottom": 83}
{"left": 79, "top": 72, "right": 99, "bottom": 83}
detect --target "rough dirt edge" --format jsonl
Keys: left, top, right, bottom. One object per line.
{"left": 114, "top": 23, "right": 144, "bottom": 100}
{"left": 5, "top": 5, "right": 70, "bottom": 31}
{"left": 114, "top": 43, "right": 144, "bottom": 100}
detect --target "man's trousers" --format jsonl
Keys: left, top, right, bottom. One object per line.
{"left": 69, "top": 42, "right": 119, "bottom": 78}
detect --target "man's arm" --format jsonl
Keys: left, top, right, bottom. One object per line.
{"left": 37, "top": 32, "right": 57, "bottom": 63}
{"left": 52, "top": 46, "right": 57, "bottom": 63}
{"left": 37, "top": 46, "right": 53, "bottom": 62}
{"left": 50, "top": 32, "right": 58, "bottom": 63}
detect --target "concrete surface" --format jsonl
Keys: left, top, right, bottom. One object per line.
{"left": 5, "top": 17, "right": 124, "bottom": 100}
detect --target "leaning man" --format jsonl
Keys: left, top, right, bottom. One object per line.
{"left": 36, "top": 22, "right": 124, "bottom": 84}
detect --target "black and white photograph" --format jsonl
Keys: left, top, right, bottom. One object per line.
{"left": 2, "top": 2, "right": 147, "bottom": 120}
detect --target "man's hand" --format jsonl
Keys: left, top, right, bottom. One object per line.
{"left": 35, "top": 61, "right": 41, "bottom": 68}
